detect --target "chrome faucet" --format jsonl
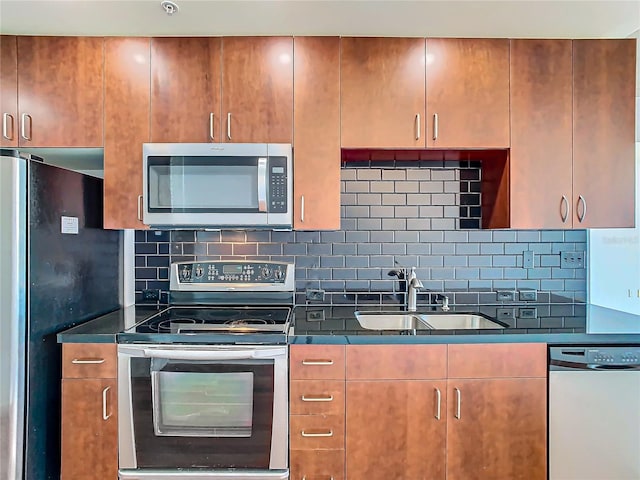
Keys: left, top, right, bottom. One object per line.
{"left": 435, "top": 294, "right": 450, "bottom": 312}
{"left": 406, "top": 267, "right": 423, "bottom": 312}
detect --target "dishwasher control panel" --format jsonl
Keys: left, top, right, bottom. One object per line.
{"left": 587, "top": 348, "right": 640, "bottom": 365}
{"left": 550, "top": 346, "right": 640, "bottom": 368}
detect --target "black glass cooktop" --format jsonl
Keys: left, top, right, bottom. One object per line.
{"left": 126, "top": 306, "right": 292, "bottom": 334}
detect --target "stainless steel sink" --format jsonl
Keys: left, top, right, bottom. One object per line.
{"left": 354, "top": 311, "right": 505, "bottom": 331}
{"left": 354, "top": 312, "right": 429, "bottom": 330}
{"left": 418, "top": 313, "right": 505, "bottom": 330}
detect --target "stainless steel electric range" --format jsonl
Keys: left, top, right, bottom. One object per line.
{"left": 118, "top": 260, "right": 294, "bottom": 480}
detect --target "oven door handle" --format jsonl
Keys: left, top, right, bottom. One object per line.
{"left": 143, "top": 349, "right": 258, "bottom": 361}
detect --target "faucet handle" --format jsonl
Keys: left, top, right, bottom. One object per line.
{"left": 387, "top": 268, "right": 406, "bottom": 279}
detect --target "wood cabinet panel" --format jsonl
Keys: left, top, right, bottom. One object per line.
{"left": 61, "top": 378, "right": 117, "bottom": 480}
{"left": 290, "top": 449, "right": 344, "bottom": 480}
{"left": 346, "top": 344, "right": 447, "bottom": 380}
{"left": 150, "top": 37, "right": 221, "bottom": 142}
{"left": 293, "top": 36, "right": 341, "bottom": 230}
{"left": 221, "top": 37, "right": 293, "bottom": 143}
{"left": 341, "top": 37, "right": 426, "bottom": 148}
{"left": 103, "top": 37, "right": 150, "bottom": 230}
{"left": 17, "top": 36, "right": 104, "bottom": 147}
{"left": 290, "top": 414, "right": 345, "bottom": 450}
{"left": 446, "top": 378, "right": 546, "bottom": 480}
{"left": 290, "top": 345, "right": 345, "bottom": 380}
{"left": 448, "top": 343, "right": 546, "bottom": 379}
{"left": 290, "top": 380, "right": 344, "bottom": 416}
{"left": 346, "top": 380, "right": 447, "bottom": 480}
{"left": 426, "top": 38, "right": 510, "bottom": 148}
{"left": 572, "top": 39, "right": 636, "bottom": 228}
{"left": 0, "top": 35, "right": 18, "bottom": 147}
{"left": 510, "top": 39, "right": 573, "bottom": 229}
{"left": 62, "top": 343, "right": 117, "bottom": 379}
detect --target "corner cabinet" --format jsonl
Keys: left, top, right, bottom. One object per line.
{"left": 61, "top": 343, "right": 118, "bottom": 480}
{"left": 293, "top": 37, "right": 341, "bottom": 230}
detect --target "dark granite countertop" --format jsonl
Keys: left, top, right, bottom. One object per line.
{"left": 57, "top": 302, "right": 640, "bottom": 346}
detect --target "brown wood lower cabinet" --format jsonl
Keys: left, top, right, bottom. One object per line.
{"left": 290, "top": 449, "right": 345, "bottom": 480}
{"left": 61, "top": 378, "right": 117, "bottom": 480}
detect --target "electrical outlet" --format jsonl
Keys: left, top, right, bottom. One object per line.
{"left": 496, "top": 308, "right": 515, "bottom": 320}
{"left": 561, "top": 251, "right": 585, "bottom": 269}
{"left": 305, "top": 289, "right": 325, "bottom": 302}
{"left": 496, "top": 290, "right": 516, "bottom": 302}
{"left": 141, "top": 289, "right": 160, "bottom": 302}
{"left": 306, "top": 310, "right": 325, "bottom": 322}
{"left": 518, "top": 307, "right": 537, "bottom": 319}
{"left": 523, "top": 250, "right": 534, "bottom": 269}
{"left": 519, "top": 289, "right": 538, "bottom": 302}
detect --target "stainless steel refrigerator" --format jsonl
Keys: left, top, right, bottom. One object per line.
{"left": 0, "top": 149, "right": 121, "bottom": 480}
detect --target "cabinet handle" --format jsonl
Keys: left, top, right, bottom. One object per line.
{"left": 301, "top": 359, "right": 334, "bottom": 366}
{"left": 415, "top": 113, "right": 421, "bottom": 140}
{"left": 209, "top": 113, "right": 214, "bottom": 141}
{"left": 433, "top": 113, "right": 439, "bottom": 141}
{"left": 3, "top": 113, "right": 13, "bottom": 140}
{"left": 301, "top": 430, "right": 333, "bottom": 437}
{"left": 227, "top": 112, "right": 231, "bottom": 140}
{"left": 301, "top": 394, "right": 334, "bottom": 402}
{"left": 20, "top": 113, "right": 31, "bottom": 141}
{"left": 137, "top": 195, "right": 144, "bottom": 222}
{"left": 434, "top": 387, "right": 441, "bottom": 420}
{"left": 454, "top": 387, "right": 461, "bottom": 419}
{"left": 560, "top": 195, "right": 569, "bottom": 223}
{"left": 302, "top": 477, "right": 334, "bottom": 480}
{"left": 577, "top": 195, "right": 587, "bottom": 223}
{"left": 71, "top": 358, "right": 105, "bottom": 364}
{"left": 300, "top": 195, "right": 305, "bottom": 223}
{"left": 102, "top": 386, "right": 111, "bottom": 420}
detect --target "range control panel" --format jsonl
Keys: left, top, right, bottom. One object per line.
{"left": 176, "top": 261, "right": 289, "bottom": 284}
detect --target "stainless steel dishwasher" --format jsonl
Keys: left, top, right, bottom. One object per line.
{"left": 549, "top": 346, "right": 640, "bottom": 480}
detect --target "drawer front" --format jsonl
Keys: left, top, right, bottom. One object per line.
{"left": 290, "top": 414, "right": 345, "bottom": 450}
{"left": 290, "top": 380, "right": 345, "bottom": 415}
{"left": 290, "top": 345, "right": 345, "bottom": 380}
{"left": 448, "top": 343, "right": 547, "bottom": 378}
{"left": 290, "top": 449, "right": 345, "bottom": 480}
{"left": 62, "top": 343, "right": 117, "bottom": 379}
{"left": 346, "top": 344, "right": 447, "bottom": 380}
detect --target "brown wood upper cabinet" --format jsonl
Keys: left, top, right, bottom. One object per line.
{"left": 341, "top": 37, "right": 426, "bottom": 148}
{"left": 0, "top": 35, "right": 18, "bottom": 147}
{"left": 150, "top": 37, "right": 222, "bottom": 142}
{"left": 16, "top": 36, "right": 104, "bottom": 147}
{"left": 222, "top": 37, "right": 293, "bottom": 143}
{"left": 572, "top": 39, "right": 636, "bottom": 228}
{"left": 426, "top": 38, "right": 510, "bottom": 148}
{"left": 293, "top": 36, "right": 341, "bottom": 230}
{"left": 509, "top": 39, "right": 573, "bottom": 229}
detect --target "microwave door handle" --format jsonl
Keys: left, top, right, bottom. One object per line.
{"left": 257, "top": 157, "right": 268, "bottom": 212}
{"left": 143, "top": 349, "right": 257, "bottom": 361}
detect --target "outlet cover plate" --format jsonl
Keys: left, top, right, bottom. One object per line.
{"left": 561, "top": 251, "right": 585, "bottom": 269}
{"left": 305, "top": 289, "right": 325, "bottom": 302}
{"left": 496, "top": 290, "right": 516, "bottom": 302}
{"left": 523, "top": 250, "right": 534, "bottom": 269}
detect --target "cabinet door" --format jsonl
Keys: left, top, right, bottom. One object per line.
{"left": 17, "top": 36, "right": 104, "bottom": 147}
{"left": 346, "top": 380, "right": 446, "bottom": 480}
{"left": 151, "top": 37, "right": 221, "bottom": 142}
{"left": 341, "top": 37, "right": 426, "bottom": 148}
{"left": 573, "top": 39, "right": 636, "bottom": 228}
{"left": 221, "top": 37, "right": 293, "bottom": 143}
{"left": 446, "top": 378, "right": 546, "bottom": 480}
{"left": 0, "top": 35, "right": 17, "bottom": 147}
{"left": 426, "top": 38, "right": 509, "bottom": 148}
{"left": 290, "top": 449, "right": 345, "bottom": 480}
{"left": 104, "top": 37, "right": 150, "bottom": 230}
{"left": 293, "top": 36, "right": 341, "bottom": 230}
{"left": 510, "top": 40, "right": 573, "bottom": 229}
{"left": 61, "top": 378, "right": 117, "bottom": 480}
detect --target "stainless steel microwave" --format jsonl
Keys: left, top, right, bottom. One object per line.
{"left": 142, "top": 143, "right": 292, "bottom": 229}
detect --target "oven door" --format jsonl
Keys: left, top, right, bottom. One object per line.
{"left": 142, "top": 143, "right": 292, "bottom": 228}
{"left": 118, "top": 345, "right": 288, "bottom": 477}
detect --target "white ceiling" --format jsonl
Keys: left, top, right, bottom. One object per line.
{"left": 0, "top": 0, "right": 639, "bottom": 38}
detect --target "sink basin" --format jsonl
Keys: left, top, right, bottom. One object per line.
{"left": 418, "top": 313, "right": 505, "bottom": 330}
{"left": 354, "top": 312, "right": 429, "bottom": 330}
{"left": 354, "top": 311, "right": 506, "bottom": 331}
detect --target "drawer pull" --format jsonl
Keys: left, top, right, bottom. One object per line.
{"left": 71, "top": 358, "right": 106, "bottom": 364}
{"left": 301, "top": 430, "right": 333, "bottom": 437}
{"left": 301, "top": 395, "right": 334, "bottom": 402}
{"left": 301, "top": 359, "right": 334, "bottom": 366}
{"left": 302, "top": 477, "right": 334, "bottom": 480}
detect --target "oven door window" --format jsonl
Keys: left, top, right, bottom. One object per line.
{"left": 147, "top": 156, "right": 261, "bottom": 213}
{"left": 152, "top": 361, "right": 254, "bottom": 437}
{"left": 130, "top": 357, "right": 275, "bottom": 469}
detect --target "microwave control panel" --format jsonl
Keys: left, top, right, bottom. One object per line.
{"left": 269, "top": 157, "right": 288, "bottom": 213}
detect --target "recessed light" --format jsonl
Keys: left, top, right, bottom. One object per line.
{"left": 160, "top": 0, "right": 179, "bottom": 16}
